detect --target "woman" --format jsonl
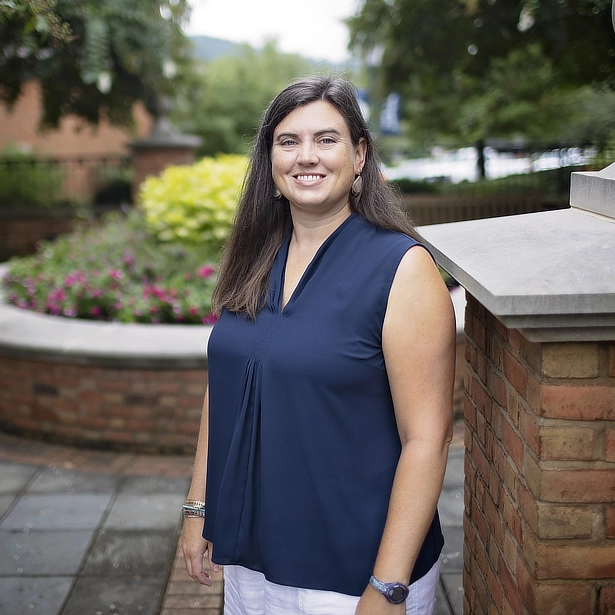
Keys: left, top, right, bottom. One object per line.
{"left": 181, "top": 75, "right": 456, "bottom": 615}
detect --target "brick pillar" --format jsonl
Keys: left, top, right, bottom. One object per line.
{"left": 130, "top": 141, "right": 201, "bottom": 200}
{"left": 129, "top": 108, "right": 202, "bottom": 201}
{"left": 463, "top": 293, "right": 615, "bottom": 614}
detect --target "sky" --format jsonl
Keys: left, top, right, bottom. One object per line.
{"left": 185, "top": 0, "right": 360, "bottom": 64}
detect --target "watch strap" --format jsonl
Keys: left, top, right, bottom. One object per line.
{"left": 369, "top": 575, "right": 410, "bottom": 604}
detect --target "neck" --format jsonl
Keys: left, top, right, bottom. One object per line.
{"left": 289, "top": 204, "right": 352, "bottom": 249}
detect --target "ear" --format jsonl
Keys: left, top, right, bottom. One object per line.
{"left": 355, "top": 138, "right": 367, "bottom": 174}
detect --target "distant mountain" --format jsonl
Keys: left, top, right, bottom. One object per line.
{"left": 189, "top": 35, "right": 246, "bottom": 61}
{"left": 189, "top": 35, "right": 353, "bottom": 69}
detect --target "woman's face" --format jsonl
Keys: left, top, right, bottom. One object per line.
{"left": 271, "top": 101, "right": 366, "bottom": 216}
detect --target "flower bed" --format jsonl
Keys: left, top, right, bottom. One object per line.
{"left": 1, "top": 154, "right": 247, "bottom": 325}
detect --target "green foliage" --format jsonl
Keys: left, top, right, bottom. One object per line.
{"left": 457, "top": 44, "right": 580, "bottom": 143}
{"left": 0, "top": 146, "right": 63, "bottom": 209}
{"left": 2, "top": 210, "right": 219, "bottom": 324}
{"left": 348, "top": 0, "right": 615, "bottom": 147}
{"left": 387, "top": 178, "right": 439, "bottom": 194}
{"left": 0, "top": 0, "right": 74, "bottom": 43}
{"left": 0, "top": 0, "right": 191, "bottom": 127}
{"left": 172, "top": 41, "right": 320, "bottom": 156}
{"left": 139, "top": 154, "right": 247, "bottom": 250}
{"left": 438, "top": 165, "right": 581, "bottom": 198}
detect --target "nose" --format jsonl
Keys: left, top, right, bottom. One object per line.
{"left": 297, "top": 141, "right": 318, "bottom": 165}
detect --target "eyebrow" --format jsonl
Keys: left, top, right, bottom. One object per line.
{"left": 275, "top": 128, "right": 343, "bottom": 140}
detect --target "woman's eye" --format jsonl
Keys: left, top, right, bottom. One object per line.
{"left": 320, "top": 137, "right": 335, "bottom": 145}
{"left": 280, "top": 139, "right": 297, "bottom": 147}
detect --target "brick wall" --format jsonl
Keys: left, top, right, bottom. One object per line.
{"left": 131, "top": 146, "right": 198, "bottom": 200}
{"left": 0, "top": 355, "right": 206, "bottom": 454}
{"left": 463, "top": 293, "right": 615, "bottom": 615}
{"left": 0, "top": 81, "right": 152, "bottom": 157}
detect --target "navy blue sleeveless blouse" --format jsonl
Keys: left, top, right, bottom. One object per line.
{"left": 204, "top": 214, "right": 443, "bottom": 596}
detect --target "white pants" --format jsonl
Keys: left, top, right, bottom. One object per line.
{"left": 223, "top": 559, "right": 441, "bottom": 615}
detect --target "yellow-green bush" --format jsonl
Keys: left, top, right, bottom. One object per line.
{"left": 139, "top": 154, "right": 248, "bottom": 252}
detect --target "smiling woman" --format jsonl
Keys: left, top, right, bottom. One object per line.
{"left": 179, "top": 75, "right": 456, "bottom": 615}
{"left": 271, "top": 101, "right": 366, "bottom": 220}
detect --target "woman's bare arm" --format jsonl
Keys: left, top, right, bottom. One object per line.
{"left": 180, "top": 387, "right": 219, "bottom": 585}
{"left": 356, "top": 246, "right": 456, "bottom": 614}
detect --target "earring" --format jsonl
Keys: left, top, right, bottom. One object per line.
{"left": 351, "top": 174, "right": 363, "bottom": 196}
{"left": 274, "top": 187, "right": 282, "bottom": 199}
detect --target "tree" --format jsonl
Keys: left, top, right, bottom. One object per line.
{"left": 0, "top": 0, "right": 191, "bottom": 127}
{"left": 348, "top": 0, "right": 615, "bottom": 172}
{"left": 171, "top": 42, "right": 317, "bottom": 156}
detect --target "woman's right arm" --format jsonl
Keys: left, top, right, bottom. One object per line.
{"left": 180, "top": 386, "right": 219, "bottom": 586}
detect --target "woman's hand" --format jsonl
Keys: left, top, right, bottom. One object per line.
{"left": 354, "top": 585, "right": 405, "bottom": 615}
{"left": 180, "top": 517, "right": 219, "bottom": 586}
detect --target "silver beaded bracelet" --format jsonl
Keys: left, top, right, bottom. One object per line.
{"left": 182, "top": 499, "right": 206, "bottom": 519}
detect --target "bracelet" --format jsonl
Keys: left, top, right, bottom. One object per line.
{"left": 182, "top": 499, "right": 206, "bottom": 519}
{"left": 184, "top": 499, "right": 205, "bottom": 508}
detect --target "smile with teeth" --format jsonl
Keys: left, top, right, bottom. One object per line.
{"left": 295, "top": 174, "right": 325, "bottom": 182}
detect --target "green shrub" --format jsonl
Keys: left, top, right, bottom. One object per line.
{"left": 388, "top": 178, "right": 440, "bottom": 194}
{"left": 2, "top": 211, "right": 219, "bottom": 324}
{"left": 0, "top": 146, "right": 64, "bottom": 209}
{"left": 139, "top": 154, "right": 247, "bottom": 251}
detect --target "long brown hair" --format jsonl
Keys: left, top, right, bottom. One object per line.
{"left": 212, "top": 75, "right": 419, "bottom": 319}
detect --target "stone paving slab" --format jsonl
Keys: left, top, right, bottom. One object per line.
{"left": 437, "top": 490, "right": 464, "bottom": 528}
{"left": 119, "top": 475, "right": 191, "bottom": 495}
{"left": 441, "top": 526, "right": 463, "bottom": 573}
{"left": 61, "top": 576, "right": 164, "bottom": 615}
{"left": 0, "top": 576, "right": 73, "bottom": 615}
{"left": 0, "top": 494, "right": 14, "bottom": 517}
{"left": 83, "top": 529, "right": 177, "bottom": 576}
{"left": 28, "top": 467, "right": 121, "bottom": 494}
{"left": 0, "top": 461, "right": 38, "bottom": 492}
{"left": 3, "top": 493, "right": 112, "bottom": 530}
{"left": 0, "top": 529, "right": 94, "bottom": 575}
{"left": 442, "top": 573, "right": 464, "bottom": 614}
{"left": 0, "top": 425, "right": 466, "bottom": 615}
{"left": 103, "top": 493, "right": 185, "bottom": 530}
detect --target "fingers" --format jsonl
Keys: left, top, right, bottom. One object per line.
{"left": 180, "top": 520, "right": 216, "bottom": 586}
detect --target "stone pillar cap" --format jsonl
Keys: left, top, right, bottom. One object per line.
{"left": 420, "top": 170, "right": 615, "bottom": 342}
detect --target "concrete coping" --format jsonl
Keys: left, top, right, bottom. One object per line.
{"left": 0, "top": 266, "right": 213, "bottom": 368}
{"left": 419, "top": 169, "right": 615, "bottom": 342}
{"left": 0, "top": 261, "right": 467, "bottom": 369}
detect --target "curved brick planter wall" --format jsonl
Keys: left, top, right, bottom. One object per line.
{"left": 0, "top": 292, "right": 212, "bottom": 454}
{"left": 0, "top": 271, "right": 465, "bottom": 454}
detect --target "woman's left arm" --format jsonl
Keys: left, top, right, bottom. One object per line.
{"left": 356, "top": 246, "right": 456, "bottom": 615}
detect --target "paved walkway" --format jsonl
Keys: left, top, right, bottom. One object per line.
{"left": 0, "top": 422, "right": 464, "bottom": 615}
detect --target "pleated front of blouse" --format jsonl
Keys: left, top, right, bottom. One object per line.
{"left": 204, "top": 214, "right": 443, "bottom": 597}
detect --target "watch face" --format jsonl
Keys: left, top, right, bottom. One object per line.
{"left": 389, "top": 584, "right": 408, "bottom": 604}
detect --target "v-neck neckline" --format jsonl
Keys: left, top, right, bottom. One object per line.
{"left": 274, "top": 214, "right": 357, "bottom": 313}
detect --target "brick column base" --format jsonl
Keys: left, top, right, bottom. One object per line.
{"left": 463, "top": 293, "right": 615, "bottom": 615}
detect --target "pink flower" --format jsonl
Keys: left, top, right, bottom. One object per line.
{"left": 188, "top": 306, "right": 199, "bottom": 316}
{"left": 91, "top": 306, "right": 102, "bottom": 316}
{"left": 202, "top": 313, "right": 218, "bottom": 324}
{"left": 122, "top": 252, "right": 135, "bottom": 266}
{"left": 48, "top": 288, "right": 66, "bottom": 302}
{"left": 108, "top": 269, "right": 123, "bottom": 281}
{"left": 197, "top": 265, "right": 215, "bottom": 279}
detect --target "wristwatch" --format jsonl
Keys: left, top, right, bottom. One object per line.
{"left": 369, "top": 575, "right": 410, "bottom": 604}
